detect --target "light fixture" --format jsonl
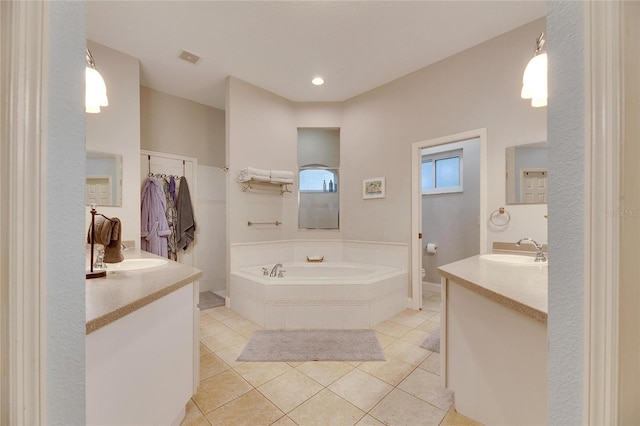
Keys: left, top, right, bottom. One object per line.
{"left": 521, "top": 33, "right": 547, "bottom": 107}
{"left": 86, "top": 49, "right": 108, "bottom": 113}
{"left": 311, "top": 77, "right": 325, "bottom": 86}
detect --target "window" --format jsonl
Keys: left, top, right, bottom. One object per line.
{"left": 299, "top": 168, "right": 338, "bottom": 192}
{"left": 422, "top": 149, "right": 463, "bottom": 194}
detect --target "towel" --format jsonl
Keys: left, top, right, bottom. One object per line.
{"left": 269, "top": 177, "right": 294, "bottom": 184}
{"left": 87, "top": 216, "right": 124, "bottom": 263}
{"left": 238, "top": 167, "right": 271, "bottom": 182}
{"left": 176, "top": 177, "right": 196, "bottom": 250}
{"left": 270, "top": 170, "right": 294, "bottom": 180}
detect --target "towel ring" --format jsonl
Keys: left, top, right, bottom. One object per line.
{"left": 490, "top": 207, "right": 511, "bottom": 227}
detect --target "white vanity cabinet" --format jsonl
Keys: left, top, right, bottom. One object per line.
{"left": 85, "top": 250, "right": 202, "bottom": 426}
{"left": 439, "top": 255, "right": 547, "bottom": 426}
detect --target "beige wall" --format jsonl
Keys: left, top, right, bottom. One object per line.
{"left": 140, "top": 87, "right": 225, "bottom": 168}
{"left": 86, "top": 41, "right": 141, "bottom": 245}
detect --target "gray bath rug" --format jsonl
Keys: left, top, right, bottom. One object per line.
{"left": 420, "top": 328, "right": 441, "bottom": 353}
{"left": 237, "top": 329, "right": 386, "bottom": 362}
{"left": 198, "top": 291, "right": 225, "bottom": 310}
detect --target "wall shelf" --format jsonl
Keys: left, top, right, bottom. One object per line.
{"left": 240, "top": 179, "right": 292, "bottom": 195}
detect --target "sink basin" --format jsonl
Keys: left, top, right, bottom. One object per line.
{"left": 479, "top": 254, "right": 547, "bottom": 265}
{"left": 105, "top": 258, "right": 168, "bottom": 271}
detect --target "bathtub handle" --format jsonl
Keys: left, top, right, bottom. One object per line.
{"left": 261, "top": 267, "right": 269, "bottom": 276}
{"left": 278, "top": 270, "right": 286, "bottom": 278}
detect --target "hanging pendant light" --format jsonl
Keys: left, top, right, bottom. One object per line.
{"left": 521, "top": 33, "right": 547, "bottom": 107}
{"left": 85, "top": 49, "right": 108, "bottom": 113}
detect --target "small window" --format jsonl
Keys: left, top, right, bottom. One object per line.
{"left": 422, "top": 149, "right": 463, "bottom": 195}
{"left": 299, "top": 168, "right": 338, "bottom": 192}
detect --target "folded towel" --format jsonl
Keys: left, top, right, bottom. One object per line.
{"left": 238, "top": 174, "right": 271, "bottom": 183}
{"left": 270, "top": 177, "right": 294, "bottom": 184}
{"left": 270, "top": 170, "right": 294, "bottom": 180}
{"left": 87, "top": 216, "right": 124, "bottom": 263}
{"left": 239, "top": 167, "right": 270, "bottom": 178}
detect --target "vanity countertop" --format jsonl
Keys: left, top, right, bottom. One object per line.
{"left": 86, "top": 249, "right": 202, "bottom": 334}
{"left": 438, "top": 254, "right": 547, "bottom": 323}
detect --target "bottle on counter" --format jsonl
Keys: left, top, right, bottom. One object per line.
{"left": 329, "top": 180, "right": 333, "bottom": 192}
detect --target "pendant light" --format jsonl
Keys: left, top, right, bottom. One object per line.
{"left": 521, "top": 33, "right": 547, "bottom": 107}
{"left": 85, "top": 49, "right": 108, "bottom": 113}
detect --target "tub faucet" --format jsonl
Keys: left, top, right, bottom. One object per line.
{"left": 269, "top": 263, "right": 283, "bottom": 277}
{"left": 516, "top": 238, "right": 547, "bottom": 262}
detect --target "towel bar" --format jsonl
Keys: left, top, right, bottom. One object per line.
{"left": 248, "top": 221, "right": 282, "bottom": 226}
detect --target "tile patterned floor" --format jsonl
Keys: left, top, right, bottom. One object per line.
{"left": 181, "top": 291, "right": 482, "bottom": 426}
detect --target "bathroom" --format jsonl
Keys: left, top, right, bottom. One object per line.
{"left": 3, "top": 1, "right": 639, "bottom": 425}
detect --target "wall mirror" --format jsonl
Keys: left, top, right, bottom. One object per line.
{"left": 505, "top": 141, "right": 547, "bottom": 204}
{"left": 298, "top": 128, "right": 340, "bottom": 229}
{"left": 86, "top": 150, "right": 123, "bottom": 206}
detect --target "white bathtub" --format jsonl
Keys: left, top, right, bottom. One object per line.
{"left": 230, "top": 262, "right": 408, "bottom": 329}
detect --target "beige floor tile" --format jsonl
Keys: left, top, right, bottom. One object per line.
{"left": 373, "top": 331, "right": 397, "bottom": 349}
{"left": 296, "top": 361, "right": 354, "bottom": 387}
{"left": 200, "top": 319, "right": 231, "bottom": 339}
{"left": 418, "top": 352, "right": 441, "bottom": 376}
{"left": 416, "top": 319, "right": 440, "bottom": 333}
{"left": 215, "top": 342, "right": 247, "bottom": 368}
{"left": 384, "top": 339, "right": 430, "bottom": 366}
{"left": 180, "top": 399, "right": 210, "bottom": 426}
{"left": 388, "top": 310, "right": 431, "bottom": 328}
{"left": 399, "top": 329, "right": 430, "bottom": 346}
{"left": 287, "top": 361, "right": 304, "bottom": 367}
{"left": 372, "top": 320, "right": 413, "bottom": 339}
{"left": 345, "top": 360, "right": 363, "bottom": 368}
{"left": 429, "top": 312, "right": 441, "bottom": 323}
{"left": 199, "top": 312, "right": 218, "bottom": 328}
{"left": 357, "top": 355, "right": 415, "bottom": 386}
{"left": 201, "top": 328, "right": 247, "bottom": 352}
{"left": 420, "top": 309, "right": 440, "bottom": 320}
{"left": 369, "top": 389, "right": 446, "bottom": 426}
{"left": 258, "top": 369, "right": 323, "bottom": 413}
{"left": 200, "top": 343, "right": 212, "bottom": 358}
{"left": 440, "top": 407, "right": 485, "bottom": 426}
{"left": 204, "top": 306, "right": 239, "bottom": 321}
{"left": 234, "top": 362, "right": 293, "bottom": 387}
{"left": 398, "top": 368, "right": 453, "bottom": 411}
{"left": 270, "top": 415, "right": 298, "bottom": 426}
{"left": 200, "top": 353, "right": 230, "bottom": 381}
{"left": 354, "top": 415, "right": 385, "bottom": 426}
{"left": 328, "top": 369, "right": 393, "bottom": 412}
{"left": 205, "top": 389, "right": 284, "bottom": 426}
{"left": 221, "top": 315, "right": 257, "bottom": 331}
{"left": 235, "top": 322, "right": 264, "bottom": 339}
{"left": 192, "top": 370, "right": 253, "bottom": 415}
{"left": 288, "top": 389, "right": 365, "bottom": 426}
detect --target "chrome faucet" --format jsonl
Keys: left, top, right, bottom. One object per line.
{"left": 94, "top": 247, "right": 106, "bottom": 269}
{"left": 269, "top": 263, "right": 283, "bottom": 277}
{"left": 516, "top": 238, "right": 547, "bottom": 262}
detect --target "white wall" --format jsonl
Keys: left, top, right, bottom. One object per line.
{"left": 86, "top": 41, "right": 141, "bottom": 246}
{"left": 340, "top": 18, "right": 547, "bottom": 248}
{"left": 547, "top": 2, "right": 585, "bottom": 424}
{"left": 421, "top": 139, "right": 480, "bottom": 283}
{"left": 47, "top": 1, "right": 86, "bottom": 423}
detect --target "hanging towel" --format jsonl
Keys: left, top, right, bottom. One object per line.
{"left": 176, "top": 177, "right": 196, "bottom": 251}
{"left": 161, "top": 178, "right": 178, "bottom": 261}
{"left": 87, "top": 216, "right": 124, "bottom": 263}
{"left": 141, "top": 177, "right": 171, "bottom": 257}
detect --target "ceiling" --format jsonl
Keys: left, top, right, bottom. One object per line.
{"left": 87, "top": 1, "right": 546, "bottom": 110}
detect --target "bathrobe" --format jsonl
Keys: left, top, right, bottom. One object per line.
{"left": 141, "top": 177, "right": 171, "bottom": 257}
{"left": 176, "top": 177, "right": 196, "bottom": 250}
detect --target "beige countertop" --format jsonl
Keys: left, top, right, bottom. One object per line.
{"left": 438, "top": 254, "right": 548, "bottom": 324}
{"left": 86, "top": 249, "right": 202, "bottom": 334}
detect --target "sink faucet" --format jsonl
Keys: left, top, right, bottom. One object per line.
{"left": 516, "top": 238, "right": 547, "bottom": 262}
{"left": 269, "top": 263, "right": 283, "bottom": 277}
{"left": 94, "top": 247, "right": 106, "bottom": 269}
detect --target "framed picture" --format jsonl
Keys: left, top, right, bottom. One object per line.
{"left": 363, "top": 177, "right": 386, "bottom": 199}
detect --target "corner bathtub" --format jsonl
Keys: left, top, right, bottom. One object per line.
{"left": 230, "top": 262, "right": 408, "bottom": 329}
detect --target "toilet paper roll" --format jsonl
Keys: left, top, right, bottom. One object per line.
{"left": 426, "top": 243, "right": 438, "bottom": 254}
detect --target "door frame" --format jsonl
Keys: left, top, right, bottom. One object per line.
{"left": 410, "top": 128, "right": 487, "bottom": 309}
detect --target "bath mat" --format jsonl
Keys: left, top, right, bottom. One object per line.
{"left": 237, "top": 329, "right": 386, "bottom": 362}
{"left": 198, "top": 291, "right": 225, "bottom": 310}
{"left": 420, "top": 328, "right": 440, "bottom": 353}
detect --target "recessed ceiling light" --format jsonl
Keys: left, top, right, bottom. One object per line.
{"left": 312, "top": 77, "right": 324, "bottom": 86}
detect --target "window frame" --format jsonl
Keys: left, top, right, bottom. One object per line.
{"left": 421, "top": 149, "right": 464, "bottom": 195}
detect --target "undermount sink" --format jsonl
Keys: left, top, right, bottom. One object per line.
{"left": 479, "top": 254, "right": 547, "bottom": 265}
{"left": 106, "top": 258, "right": 168, "bottom": 271}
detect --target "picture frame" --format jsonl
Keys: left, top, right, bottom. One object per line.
{"left": 363, "top": 177, "right": 386, "bottom": 199}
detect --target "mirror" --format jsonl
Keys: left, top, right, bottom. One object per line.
{"left": 505, "top": 141, "right": 547, "bottom": 204}
{"left": 297, "top": 128, "right": 340, "bottom": 229}
{"left": 86, "top": 150, "right": 123, "bottom": 206}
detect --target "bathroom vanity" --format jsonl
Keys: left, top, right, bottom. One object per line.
{"left": 438, "top": 254, "right": 547, "bottom": 425}
{"left": 85, "top": 249, "right": 202, "bottom": 426}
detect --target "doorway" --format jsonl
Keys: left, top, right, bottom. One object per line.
{"left": 410, "top": 129, "right": 487, "bottom": 309}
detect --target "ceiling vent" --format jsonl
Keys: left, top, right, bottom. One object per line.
{"left": 178, "top": 50, "right": 201, "bottom": 64}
